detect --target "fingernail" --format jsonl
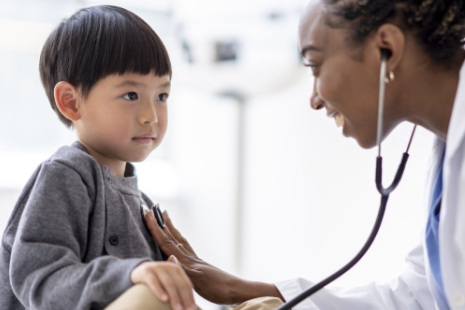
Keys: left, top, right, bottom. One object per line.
{"left": 164, "top": 210, "right": 170, "bottom": 219}
{"left": 171, "top": 255, "right": 179, "bottom": 264}
{"left": 150, "top": 207, "right": 155, "bottom": 218}
{"left": 160, "top": 294, "right": 168, "bottom": 302}
{"left": 175, "top": 303, "right": 183, "bottom": 310}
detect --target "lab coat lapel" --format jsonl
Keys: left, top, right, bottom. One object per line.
{"left": 439, "top": 60, "right": 465, "bottom": 309}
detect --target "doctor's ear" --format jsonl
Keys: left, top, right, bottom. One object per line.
{"left": 374, "top": 23, "right": 405, "bottom": 71}
{"left": 54, "top": 81, "right": 81, "bottom": 122}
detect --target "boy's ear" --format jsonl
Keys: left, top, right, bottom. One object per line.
{"left": 54, "top": 81, "right": 81, "bottom": 122}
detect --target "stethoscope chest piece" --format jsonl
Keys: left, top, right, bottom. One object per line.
{"left": 141, "top": 202, "right": 166, "bottom": 230}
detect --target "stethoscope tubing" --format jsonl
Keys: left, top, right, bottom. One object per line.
{"left": 275, "top": 194, "right": 389, "bottom": 310}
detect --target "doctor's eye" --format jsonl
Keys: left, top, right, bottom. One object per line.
{"left": 304, "top": 63, "right": 319, "bottom": 76}
{"left": 157, "top": 93, "right": 169, "bottom": 102}
{"left": 123, "top": 92, "right": 138, "bottom": 101}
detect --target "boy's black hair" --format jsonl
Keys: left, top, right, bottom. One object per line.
{"left": 40, "top": 5, "right": 172, "bottom": 128}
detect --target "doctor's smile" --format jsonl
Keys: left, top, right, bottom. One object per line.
{"left": 326, "top": 110, "right": 345, "bottom": 128}
{"left": 333, "top": 113, "right": 344, "bottom": 128}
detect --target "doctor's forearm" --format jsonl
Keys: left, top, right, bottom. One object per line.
{"left": 229, "top": 278, "right": 285, "bottom": 305}
{"left": 190, "top": 261, "right": 284, "bottom": 305}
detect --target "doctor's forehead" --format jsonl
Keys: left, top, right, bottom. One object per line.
{"left": 298, "top": 1, "right": 328, "bottom": 57}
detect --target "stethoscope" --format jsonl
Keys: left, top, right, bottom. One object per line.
{"left": 276, "top": 49, "right": 417, "bottom": 310}
{"left": 140, "top": 202, "right": 168, "bottom": 260}
{"left": 141, "top": 202, "right": 166, "bottom": 230}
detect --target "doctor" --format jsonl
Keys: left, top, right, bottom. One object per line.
{"left": 146, "top": 0, "right": 465, "bottom": 309}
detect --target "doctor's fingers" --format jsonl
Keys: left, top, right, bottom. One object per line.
{"left": 163, "top": 211, "right": 197, "bottom": 256}
{"left": 146, "top": 211, "right": 190, "bottom": 258}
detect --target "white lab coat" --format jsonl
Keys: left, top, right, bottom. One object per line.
{"left": 275, "top": 63, "right": 465, "bottom": 310}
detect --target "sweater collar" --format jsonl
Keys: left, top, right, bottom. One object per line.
{"left": 71, "top": 141, "right": 140, "bottom": 197}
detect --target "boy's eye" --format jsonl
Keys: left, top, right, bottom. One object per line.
{"left": 157, "top": 93, "right": 169, "bottom": 101}
{"left": 123, "top": 92, "right": 138, "bottom": 100}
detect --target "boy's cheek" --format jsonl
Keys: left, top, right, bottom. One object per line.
{"left": 158, "top": 122, "right": 168, "bottom": 143}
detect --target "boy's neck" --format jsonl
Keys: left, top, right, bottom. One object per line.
{"left": 78, "top": 139, "right": 127, "bottom": 178}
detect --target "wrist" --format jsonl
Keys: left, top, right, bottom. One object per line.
{"left": 130, "top": 260, "right": 153, "bottom": 284}
{"left": 184, "top": 259, "right": 284, "bottom": 305}
{"left": 229, "top": 278, "right": 284, "bottom": 305}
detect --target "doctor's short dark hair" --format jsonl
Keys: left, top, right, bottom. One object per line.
{"left": 323, "top": 0, "right": 465, "bottom": 67}
{"left": 39, "top": 5, "right": 172, "bottom": 128}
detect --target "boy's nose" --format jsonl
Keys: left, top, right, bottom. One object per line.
{"left": 140, "top": 104, "right": 158, "bottom": 125}
{"left": 144, "top": 117, "right": 158, "bottom": 125}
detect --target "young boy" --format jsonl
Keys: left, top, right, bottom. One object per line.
{"left": 0, "top": 5, "right": 196, "bottom": 310}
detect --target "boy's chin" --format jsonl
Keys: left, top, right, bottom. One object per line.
{"left": 128, "top": 154, "right": 151, "bottom": 163}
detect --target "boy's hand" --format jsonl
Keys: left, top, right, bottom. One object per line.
{"left": 130, "top": 257, "right": 197, "bottom": 310}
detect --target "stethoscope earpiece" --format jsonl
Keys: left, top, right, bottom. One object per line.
{"left": 381, "top": 48, "right": 392, "bottom": 61}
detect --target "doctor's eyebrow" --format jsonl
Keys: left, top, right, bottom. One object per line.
{"left": 300, "top": 44, "right": 322, "bottom": 57}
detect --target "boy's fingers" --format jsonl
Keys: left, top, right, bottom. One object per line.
{"left": 146, "top": 274, "right": 169, "bottom": 302}
{"left": 135, "top": 262, "right": 196, "bottom": 310}
{"left": 174, "top": 267, "right": 196, "bottom": 310}
{"left": 157, "top": 269, "right": 185, "bottom": 310}
{"left": 168, "top": 269, "right": 195, "bottom": 310}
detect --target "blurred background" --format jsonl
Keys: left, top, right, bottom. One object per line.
{"left": 0, "top": 0, "right": 435, "bottom": 309}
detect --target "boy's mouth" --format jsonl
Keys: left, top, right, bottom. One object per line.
{"left": 133, "top": 134, "right": 156, "bottom": 144}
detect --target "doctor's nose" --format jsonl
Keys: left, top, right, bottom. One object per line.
{"left": 310, "top": 79, "right": 324, "bottom": 110}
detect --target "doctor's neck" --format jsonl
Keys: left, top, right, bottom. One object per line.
{"left": 399, "top": 49, "right": 465, "bottom": 142}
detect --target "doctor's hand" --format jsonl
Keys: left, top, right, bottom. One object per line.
{"left": 145, "top": 210, "right": 284, "bottom": 305}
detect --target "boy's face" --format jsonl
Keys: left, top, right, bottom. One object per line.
{"left": 74, "top": 73, "right": 170, "bottom": 173}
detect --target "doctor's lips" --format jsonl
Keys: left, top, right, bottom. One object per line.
{"left": 133, "top": 134, "right": 156, "bottom": 143}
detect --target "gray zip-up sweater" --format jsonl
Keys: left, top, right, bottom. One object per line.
{"left": 0, "top": 142, "right": 165, "bottom": 310}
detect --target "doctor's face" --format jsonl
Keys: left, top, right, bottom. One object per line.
{"left": 298, "top": 1, "right": 399, "bottom": 148}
